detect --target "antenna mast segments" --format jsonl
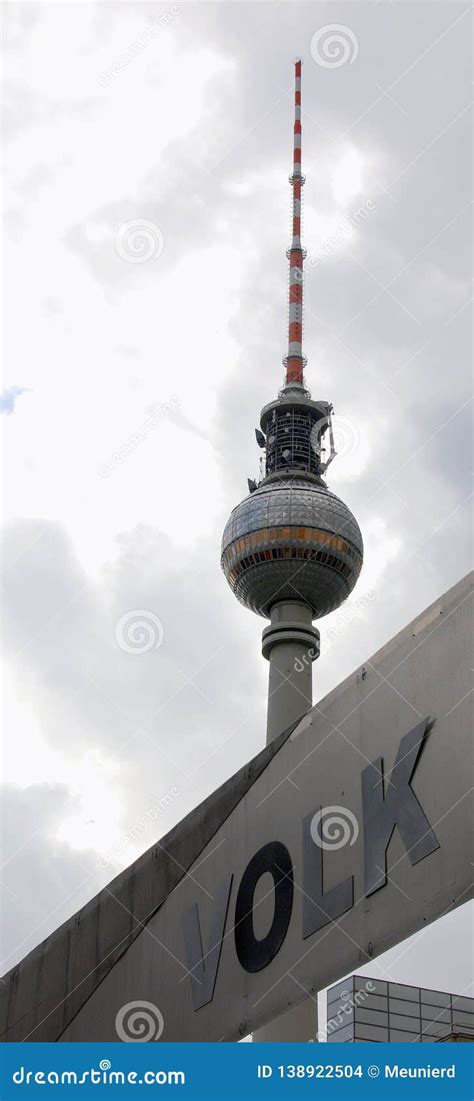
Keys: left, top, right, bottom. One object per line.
{"left": 284, "top": 58, "right": 307, "bottom": 389}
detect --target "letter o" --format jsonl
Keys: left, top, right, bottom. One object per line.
{"left": 234, "top": 841, "right": 293, "bottom": 972}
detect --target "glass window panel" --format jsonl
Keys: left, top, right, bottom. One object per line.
{"left": 389, "top": 1029, "right": 419, "bottom": 1042}
{"left": 389, "top": 997, "right": 420, "bottom": 1017}
{"left": 326, "top": 1022, "right": 354, "bottom": 1043}
{"left": 355, "top": 977, "right": 387, "bottom": 997}
{"left": 421, "top": 1019, "right": 451, "bottom": 1036}
{"left": 327, "top": 979, "right": 354, "bottom": 1007}
{"left": 354, "top": 1024, "right": 389, "bottom": 1042}
{"left": 388, "top": 982, "right": 420, "bottom": 1001}
{"left": 387, "top": 1012, "right": 422, "bottom": 1030}
{"left": 327, "top": 1006, "right": 354, "bottom": 1030}
{"left": 420, "top": 988, "right": 450, "bottom": 1007}
{"left": 452, "top": 1010, "right": 474, "bottom": 1028}
{"left": 360, "top": 994, "right": 389, "bottom": 1013}
{"left": 389, "top": 1013, "right": 421, "bottom": 1032}
{"left": 421, "top": 1005, "right": 451, "bottom": 1024}
{"left": 452, "top": 996, "right": 474, "bottom": 1013}
{"left": 355, "top": 1008, "right": 389, "bottom": 1028}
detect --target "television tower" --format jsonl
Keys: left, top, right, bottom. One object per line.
{"left": 221, "top": 59, "right": 363, "bottom": 743}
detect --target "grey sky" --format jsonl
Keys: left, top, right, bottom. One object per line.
{"left": 2, "top": 0, "right": 472, "bottom": 1009}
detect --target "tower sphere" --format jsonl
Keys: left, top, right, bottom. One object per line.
{"left": 221, "top": 476, "right": 363, "bottom": 619}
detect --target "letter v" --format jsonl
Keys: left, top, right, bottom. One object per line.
{"left": 182, "top": 876, "right": 233, "bottom": 1010}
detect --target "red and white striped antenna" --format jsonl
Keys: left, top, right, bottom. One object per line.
{"left": 283, "top": 57, "right": 307, "bottom": 389}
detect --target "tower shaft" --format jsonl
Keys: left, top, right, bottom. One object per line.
{"left": 263, "top": 602, "right": 320, "bottom": 742}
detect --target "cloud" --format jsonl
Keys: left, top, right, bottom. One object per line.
{"left": 1, "top": 782, "right": 104, "bottom": 966}
{"left": 1, "top": 518, "right": 266, "bottom": 933}
{"left": 0, "top": 387, "right": 28, "bottom": 415}
{"left": 2, "top": 0, "right": 471, "bottom": 993}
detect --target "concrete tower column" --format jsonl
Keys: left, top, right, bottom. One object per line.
{"left": 262, "top": 601, "right": 320, "bottom": 744}
{"left": 256, "top": 606, "right": 320, "bottom": 1041}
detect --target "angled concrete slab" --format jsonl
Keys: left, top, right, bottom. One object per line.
{"left": 2, "top": 572, "right": 472, "bottom": 1042}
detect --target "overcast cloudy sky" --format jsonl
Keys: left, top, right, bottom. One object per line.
{"left": 2, "top": 0, "right": 472, "bottom": 1011}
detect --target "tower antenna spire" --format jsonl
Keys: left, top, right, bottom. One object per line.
{"left": 284, "top": 57, "right": 307, "bottom": 389}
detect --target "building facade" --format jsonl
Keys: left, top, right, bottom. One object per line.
{"left": 326, "top": 976, "right": 474, "bottom": 1043}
